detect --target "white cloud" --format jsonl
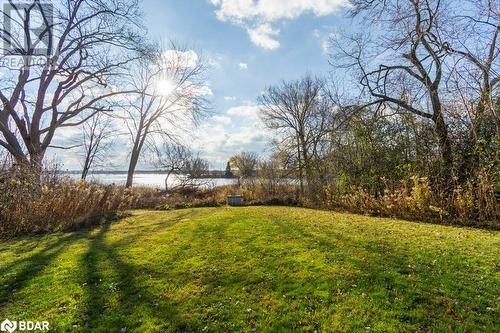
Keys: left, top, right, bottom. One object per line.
{"left": 212, "top": 115, "right": 232, "bottom": 124}
{"left": 321, "top": 39, "right": 331, "bottom": 54}
{"left": 312, "top": 26, "right": 339, "bottom": 55}
{"left": 191, "top": 118, "right": 269, "bottom": 167}
{"left": 209, "top": 0, "right": 349, "bottom": 49}
{"left": 196, "top": 85, "right": 214, "bottom": 96}
{"left": 176, "top": 80, "right": 213, "bottom": 97}
{"left": 238, "top": 62, "right": 249, "bottom": 70}
{"left": 207, "top": 52, "right": 224, "bottom": 69}
{"left": 247, "top": 24, "right": 280, "bottom": 50}
{"left": 224, "top": 96, "right": 237, "bottom": 101}
{"left": 190, "top": 103, "right": 268, "bottom": 166}
{"left": 49, "top": 103, "right": 269, "bottom": 170}
{"left": 226, "top": 104, "right": 261, "bottom": 120}
{"left": 210, "top": 0, "right": 348, "bottom": 22}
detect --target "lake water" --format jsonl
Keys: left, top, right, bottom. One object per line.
{"left": 67, "top": 173, "right": 238, "bottom": 189}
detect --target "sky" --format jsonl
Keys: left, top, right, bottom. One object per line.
{"left": 49, "top": 0, "right": 352, "bottom": 170}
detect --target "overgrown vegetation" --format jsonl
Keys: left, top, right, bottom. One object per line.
{"left": 247, "top": 0, "right": 500, "bottom": 228}
{"left": 0, "top": 163, "right": 167, "bottom": 238}
{"left": 0, "top": 154, "right": 497, "bottom": 239}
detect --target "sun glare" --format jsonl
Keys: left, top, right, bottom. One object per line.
{"left": 157, "top": 78, "right": 176, "bottom": 96}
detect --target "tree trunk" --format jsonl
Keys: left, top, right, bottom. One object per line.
{"left": 81, "top": 154, "right": 91, "bottom": 180}
{"left": 28, "top": 150, "right": 45, "bottom": 181}
{"left": 126, "top": 149, "right": 140, "bottom": 188}
{"left": 126, "top": 123, "right": 148, "bottom": 188}
{"left": 299, "top": 132, "right": 313, "bottom": 196}
{"left": 296, "top": 135, "right": 304, "bottom": 195}
{"left": 81, "top": 167, "right": 89, "bottom": 181}
{"left": 165, "top": 170, "right": 173, "bottom": 192}
{"left": 433, "top": 104, "right": 453, "bottom": 190}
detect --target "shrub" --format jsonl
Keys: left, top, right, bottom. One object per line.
{"left": 0, "top": 165, "right": 169, "bottom": 238}
{"left": 1, "top": 179, "right": 116, "bottom": 237}
{"left": 324, "top": 174, "right": 498, "bottom": 229}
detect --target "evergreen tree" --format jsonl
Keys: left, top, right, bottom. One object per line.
{"left": 225, "top": 161, "right": 234, "bottom": 178}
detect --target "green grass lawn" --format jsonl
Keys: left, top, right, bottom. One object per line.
{"left": 0, "top": 207, "right": 498, "bottom": 332}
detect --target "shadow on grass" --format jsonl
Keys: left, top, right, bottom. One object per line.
{"left": 154, "top": 214, "right": 497, "bottom": 331}
{"left": 0, "top": 232, "right": 88, "bottom": 306}
{"left": 269, "top": 216, "right": 498, "bottom": 331}
{"left": 1, "top": 209, "right": 497, "bottom": 332}
{"left": 77, "top": 210, "right": 202, "bottom": 332}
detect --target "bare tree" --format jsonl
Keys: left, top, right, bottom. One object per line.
{"left": 331, "top": 0, "right": 499, "bottom": 187}
{"left": 331, "top": 0, "right": 457, "bottom": 186}
{"left": 153, "top": 141, "right": 191, "bottom": 191}
{"left": 80, "top": 113, "right": 115, "bottom": 180}
{"left": 258, "top": 154, "right": 288, "bottom": 197}
{"left": 441, "top": 0, "right": 500, "bottom": 177}
{"left": 183, "top": 156, "right": 209, "bottom": 179}
{"left": 0, "top": 0, "right": 147, "bottom": 173}
{"left": 258, "top": 75, "right": 333, "bottom": 194}
{"left": 179, "top": 155, "right": 210, "bottom": 191}
{"left": 229, "top": 152, "right": 259, "bottom": 186}
{"left": 443, "top": 0, "right": 499, "bottom": 132}
{"left": 123, "top": 46, "right": 208, "bottom": 187}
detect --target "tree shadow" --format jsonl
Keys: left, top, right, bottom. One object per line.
{"left": 77, "top": 210, "right": 202, "bottom": 332}
{"left": 2, "top": 209, "right": 496, "bottom": 332}
{"left": 0, "top": 232, "right": 87, "bottom": 306}
{"left": 269, "top": 216, "right": 498, "bottom": 331}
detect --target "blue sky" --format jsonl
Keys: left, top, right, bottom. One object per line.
{"left": 51, "top": 0, "right": 351, "bottom": 170}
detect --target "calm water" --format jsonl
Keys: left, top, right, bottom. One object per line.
{"left": 67, "top": 173, "right": 237, "bottom": 189}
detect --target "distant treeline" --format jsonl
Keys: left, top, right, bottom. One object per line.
{"left": 61, "top": 170, "right": 238, "bottom": 179}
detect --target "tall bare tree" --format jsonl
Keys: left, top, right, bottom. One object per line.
{"left": 332, "top": 0, "right": 455, "bottom": 186}
{"left": 331, "top": 0, "right": 499, "bottom": 186}
{"left": 0, "top": 0, "right": 146, "bottom": 172}
{"left": 258, "top": 75, "right": 333, "bottom": 194}
{"left": 183, "top": 156, "right": 210, "bottom": 180}
{"left": 124, "top": 47, "right": 208, "bottom": 187}
{"left": 80, "top": 113, "right": 115, "bottom": 180}
{"left": 441, "top": 0, "right": 499, "bottom": 177}
{"left": 443, "top": 0, "right": 499, "bottom": 131}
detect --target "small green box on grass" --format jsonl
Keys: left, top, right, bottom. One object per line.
{"left": 227, "top": 195, "right": 243, "bottom": 206}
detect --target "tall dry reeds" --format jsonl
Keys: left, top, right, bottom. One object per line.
{"left": 0, "top": 163, "right": 167, "bottom": 238}
{"left": 324, "top": 175, "right": 499, "bottom": 228}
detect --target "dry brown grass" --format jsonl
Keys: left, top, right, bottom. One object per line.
{"left": 324, "top": 175, "right": 499, "bottom": 229}
{"left": 1, "top": 165, "right": 497, "bottom": 239}
{"left": 0, "top": 167, "right": 169, "bottom": 238}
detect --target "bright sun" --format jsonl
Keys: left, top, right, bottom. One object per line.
{"left": 156, "top": 78, "right": 176, "bottom": 96}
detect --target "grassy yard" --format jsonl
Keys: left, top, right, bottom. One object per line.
{"left": 0, "top": 207, "right": 498, "bottom": 332}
